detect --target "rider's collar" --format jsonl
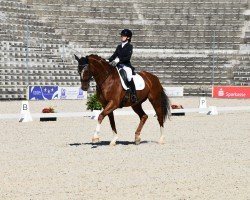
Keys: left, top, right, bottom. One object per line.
{"left": 121, "top": 41, "right": 128, "bottom": 48}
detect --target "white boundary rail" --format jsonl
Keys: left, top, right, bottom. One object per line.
{"left": 0, "top": 106, "right": 250, "bottom": 120}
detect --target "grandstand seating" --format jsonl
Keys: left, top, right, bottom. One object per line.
{"left": 0, "top": 0, "right": 249, "bottom": 99}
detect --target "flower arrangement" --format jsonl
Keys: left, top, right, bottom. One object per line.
{"left": 42, "top": 107, "right": 55, "bottom": 113}
{"left": 86, "top": 93, "right": 102, "bottom": 111}
{"left": 171, "top": 104, "right": 185, "bottom": 116}
{"left": 171, "top": 104, "right": 183, "bottom": 109}
{"left": 40, "top": 107, "right": 56, "bottom": 121}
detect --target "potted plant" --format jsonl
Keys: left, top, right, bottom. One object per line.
{"left": 86, "top": 93, "right": 102, "bottom": 120}
{"left": 40, "top": 107, "right": 57, "bottom": 122}
{"left": 86, "top": 93, "right": 102, "bottom": 111}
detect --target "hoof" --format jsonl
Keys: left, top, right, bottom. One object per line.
{"left": 135, "top": 136, "right": 141, "bottom": 145}
{"left": 158, "top": 140, "right": 165, "bottom": 144}
{"left": 109, "top": 141, "right": 116, "bottom": 146}
{"left": 158, "top": 138, "right": 165, "bottom": 144}
{"left": 92, "top": 137, "right": 100, "bottom": 143}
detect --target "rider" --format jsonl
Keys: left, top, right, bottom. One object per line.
{"left": 107, "top": 29, "right": 137, "bottom": 103}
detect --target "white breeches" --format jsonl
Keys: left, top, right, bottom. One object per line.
{"left": 123, "top": 66, "right": 132, "bottom": 82}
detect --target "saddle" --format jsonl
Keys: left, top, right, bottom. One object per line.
{"left": 117, "top": 68, "right": 145, "bottom": 91}
{"left": 117, "top": 68, "right": 145, "bottom": 107}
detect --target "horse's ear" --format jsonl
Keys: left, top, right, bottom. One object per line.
{"left": 74, "top": 54, "right": 80, "bottom": 61}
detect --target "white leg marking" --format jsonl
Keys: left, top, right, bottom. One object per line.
{"left": 110, "top": 131, "right": 119, "bottom": 146}
{"left": 94, "top": 123, "right": 101, "bottom": 137}
{"left": 158, "top": 126, "right": 165, "bottom": 144}
{"left": 92, "top": 123, "right": 101, "bottom": 143}
{"left": 95, "top": 123, "right": 101, "bottom": 133}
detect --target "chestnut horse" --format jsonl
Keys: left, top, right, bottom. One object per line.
{"left": 75, "top": 54, "right": 170, "bottom": 145}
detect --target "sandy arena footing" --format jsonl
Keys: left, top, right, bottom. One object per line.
{"left": 0, "top": 97, "right": 249, "bottom": 200}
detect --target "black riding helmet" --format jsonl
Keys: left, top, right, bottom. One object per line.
{"left": 121, "top": 29, "right": 132, "bottom": 42}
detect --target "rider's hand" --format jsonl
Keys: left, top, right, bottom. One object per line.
{"left": 110, "top": 61, "right": 117, "bottom": 67}
{"left": 105, "top": 59, "right": 110, "bottom": 62}
{"left": 114, "top": 58, "right": 120, "bottom": 63}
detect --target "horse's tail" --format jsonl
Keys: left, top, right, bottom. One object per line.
{"left": 161, "top": 88, "right": 171, "bottom": 123}
{"left": 140, "top": 71, "right": 171, "bottom": 126}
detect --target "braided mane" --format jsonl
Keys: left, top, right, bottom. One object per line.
{"left": 89, "top": 54, "right": 107, "bottom": 64}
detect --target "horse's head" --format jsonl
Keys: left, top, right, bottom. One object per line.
{"left": 74, "top": 54, "right": 92, "bottom": 91}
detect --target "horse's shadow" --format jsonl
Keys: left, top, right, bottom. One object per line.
{"left": 69, "top": 140, "right": 152, "bottom": 148}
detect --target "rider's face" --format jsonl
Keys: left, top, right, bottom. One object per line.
{"left": 121, "top": 35, "right": 129, "bottom": 42}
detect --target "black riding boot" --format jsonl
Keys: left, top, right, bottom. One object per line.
{"left": 129, "top": 78, "right": 137, "bottom": 103}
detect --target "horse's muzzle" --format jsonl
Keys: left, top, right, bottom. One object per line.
{"left": 81, "top": 85, "right": 89, "bottom": 91}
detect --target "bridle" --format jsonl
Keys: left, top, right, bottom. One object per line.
{"left": 78, "top": 64, "right": 91, "bottom": 84}
{"left": 84, "top": 58, "right": 112, "bottom": 89}
{"left": 78, "top": 57, "right": 113, "bottom": 90}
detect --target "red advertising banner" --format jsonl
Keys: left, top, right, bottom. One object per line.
{"left": 212, "top": 86, "right": 250, "bottom": 98}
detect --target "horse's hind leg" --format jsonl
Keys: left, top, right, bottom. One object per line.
{"left": 132, "top": 103, "right": 148, "bottom": 145}
{"left": 148, "top": 97, "right": 166, "bottom": 144}
{"left": 108, "top": 112, "right": 119, "bottom": 146}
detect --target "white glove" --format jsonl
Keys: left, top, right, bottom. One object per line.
{"left": 105, "top": 59, "right": 109, "bottom": 62}
{"left": 114, "top": 57, "right": 120, "bottom": 63}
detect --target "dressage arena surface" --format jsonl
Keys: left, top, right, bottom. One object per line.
{"left": 0, "top": 97, "right": 249, "bottom": 200}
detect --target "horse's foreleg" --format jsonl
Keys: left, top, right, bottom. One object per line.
{"left": 96, "top": 100, "right": 119, "bottom": 146}
{"left": 92, "top": 110, "right": 102, "bottom": 143}
{"left": 132, "top": 104, "right": 148, "bottom": 145}
{"left": 97, "top": 100, "right": 116, "bottom": 123}
{"left": 108, "top": 112, "right": 119, "bottom": 146}
{"left": 92, "top": 123, "right": 101, "bottom": 143}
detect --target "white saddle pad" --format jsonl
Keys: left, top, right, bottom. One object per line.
{"left": 117, "top": 68, "right": 145, "bottom": 90}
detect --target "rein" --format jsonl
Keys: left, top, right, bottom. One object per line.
{"left": 89, "top": 57, "right": 113, "bottom": 89}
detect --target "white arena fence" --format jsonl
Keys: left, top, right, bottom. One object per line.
{"left": 0, "top": 106, "right": 250, "bottom": 121}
